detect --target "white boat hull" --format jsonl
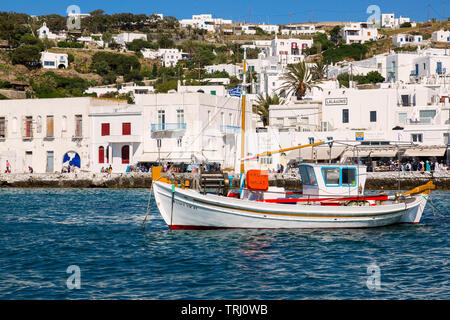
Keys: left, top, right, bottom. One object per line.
{"left": 153, "top": 181, "right": 428, "bottom": 230}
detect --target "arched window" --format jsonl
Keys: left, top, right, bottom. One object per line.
{"left": 98, "top": 146, "right": 105, "bottom": 164}
{"left": 121, "top": 145, "right": 129, "bottom": 164}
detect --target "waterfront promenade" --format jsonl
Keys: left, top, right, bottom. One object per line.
{"left": 1, "top": 171, "right": 450, "bottom": 190}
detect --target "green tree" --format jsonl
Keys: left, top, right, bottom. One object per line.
{"left": 11, "top": 45, "right": 42, "bottom": 69}
{"left": 157, "top": 33, "right": 174, "bottom": 48}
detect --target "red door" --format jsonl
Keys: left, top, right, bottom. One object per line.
{"left": 98, "top": 146, "right": 104, "bottom": 164}
{"left": 121, "top": 145, "right": 130, "bottom": 164}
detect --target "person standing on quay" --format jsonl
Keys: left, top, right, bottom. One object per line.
{"left": 5, "top": 160, "right": 11, "bottom": 173}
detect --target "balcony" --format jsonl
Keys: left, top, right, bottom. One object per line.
{"left": 220, "top": 125, "right": 241, "bottom": 135}
{"left": 408, "top": 118, "right": 433, "bottom": 125}
{"left": 151, "top": 123, "right": 186, "bottom": 132}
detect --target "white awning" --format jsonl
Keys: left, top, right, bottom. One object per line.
{"left": 135, "top": 153, "right": 159, "bottom": 162}
{"left": 369, "top": 150, "right": 398, "bottom": 158}
{"left": 341, "top": 149, "right": 372, "bottom": 158}
{"left": 403, "top": 147, "right": 447, "bottom": 157}
{"left": 286, "top": 146, "right": 346, "bottom": 161}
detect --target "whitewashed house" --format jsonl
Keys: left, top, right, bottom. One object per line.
{"left": 270, "top": 37, "right": 313, "bottom": 65}
{"left": 205, "top": 64, "right": 243, "bottom": 79}
{"left": 280, "top": 24, "right": 316, "bottom": 35}
{"left": 114, "top": 33, "right": 147, "bottom": 46}
{"left": 381, "top": 13, "right": 414, "bottom": 28}
{"left": 392, "top": 34, "right": 423, "bottom": 47}
{"left": 179, "top": 14, "right": 232, "bottom": 33}
{"left": 141, "top": 48, "right": 188, "bottom": 66}
{"left": 134, "top": 92, "right": 252, "bottom": 170}
{"left": 341, "top": 22, "right": 379, "bottom": 44}
{"left": 432, "top": 30, "right": 450, "bottom": 42}
{"left": 159, "top": 48, "right": 187, "bottom": 67}
{"left": 89, "top": 104, "right": 143, "bottom": 173}
{"left": 0, "top": 98, "right": 91, "bottom": 173}
{"left": 37, "top": 22, "right": 66, "bottom": 41}
{"left": 40, "top": 51, "right": 69, "bottom": 69}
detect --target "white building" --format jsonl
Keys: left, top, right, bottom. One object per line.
{"left": 40, "top": 51, "right": 68, "bottom": 69}
{"left": 113, "top": 33, "right": 147, "bottom": 46}
{"left": 235, "top": 24, "right": 279, "bottom": 35}
{"left": 141, "top": 48, "right": 188, "bottom": 66}
{"left": 37, "top": 22, "right": 66, "bottom": 41}
{"left": 280, "top": 24, "right": 316, "bottom": 35}
{"left": 432, "top": 30, "right": 450, "bottom": 42}
{"left": 341, "top": 22, "right": 379, "bottom": 44}
{"left": 205, "top": 64, "right": 243, "bottom": 79}
{"left": 381, "top": 13, "right": 414, "bottom": 28}
{"left": 134, "top": 92, "right": 252, "bottom": 170}
{"left": 179, "top": 14, "right": 232, "bottom": 33}
{"left": 327, "top": 54, "right": 388, "bottom": 80}
{"left": 0, "top": 98, "right": 91, "bottom": 173}
{"left": 84, "top": 84, "right": 155, "bottom": 97}
{"left": 392, "top": 34, "right": 423, "bottom": 47}
{"left": 178, "top": 84, "right": 229, "bottom": 96}
{"left": 254, "top": 84, "right": 450, "bottom": 170}
{"left": 159, "top": 48, "right": 187, "bottom": 67}
{"left": 89, "top": 104, "right": 143, "bottom": 173}
{"left": 270, "top": 37, "right": 313, "bottom": 65}
{"left": 76, "top": 36, "right": 104, "bottom": 47}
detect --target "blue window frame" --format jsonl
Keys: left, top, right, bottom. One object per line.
{"left": 299, "top": 165, "right": 317, "bottom": 186}
{"left": 322, "top": 167, "right": 340, "bottom": 186}
{"left": 341, "top": 167, "right": 357, "bottom": 186}
{"left": 321, "top": 167, "right": 358, "bottom": 187}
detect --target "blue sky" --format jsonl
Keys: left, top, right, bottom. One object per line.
{"left": 1, "top": 0, "right": 446, "bottom": 24}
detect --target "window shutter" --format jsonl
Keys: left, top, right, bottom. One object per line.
{"left": 122, "top": 123, "right": 131, "bottom": 135}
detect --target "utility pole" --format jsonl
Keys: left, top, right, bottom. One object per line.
{"left": 428, "top": 4, "right": 431, "bottom": 22}
{"left": 290, "top": 12, "right": 292, "bottom": 26}
{"left": 443, "top": 2, "right": 445, "bottom": 20}
{"left": 249, "top": 7, "right": 251, "bottom": 25}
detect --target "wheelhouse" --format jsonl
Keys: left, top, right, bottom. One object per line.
{"left": 299, "top": 163, "right": 367, "bottom": 197}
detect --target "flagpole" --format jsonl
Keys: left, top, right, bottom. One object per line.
{"left": 240, "top": 48, "right": 247, "bottom": 175}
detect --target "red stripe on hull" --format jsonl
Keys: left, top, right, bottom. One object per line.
{"left": 168, "top": 224, "right": 412, "bottom": 230}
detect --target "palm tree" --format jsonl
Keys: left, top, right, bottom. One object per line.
{"left": 312, "top": 60, "right": 328, "bottom": 81}
{"left": 279, "top": 61, "right": 322, "bottom": 100}
{"left": 253, "top": 93, "right": 284, "bottom": 127}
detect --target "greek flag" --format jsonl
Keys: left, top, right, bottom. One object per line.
{"left": 228, "top": 86, "right": 241, "bottom": 97}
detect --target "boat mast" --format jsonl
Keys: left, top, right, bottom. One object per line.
{"left": 240, "top": 48, "right": 247, "bottom": 174}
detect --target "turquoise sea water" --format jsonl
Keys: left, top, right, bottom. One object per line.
{"left": 0, "top": 188, "right": 448, "bottom": 300}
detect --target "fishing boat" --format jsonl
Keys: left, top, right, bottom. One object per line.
{"left": 148, "top": 48, "right": 435, "bottom": 230}
{"left": 151, "top": 163, "right": 434, "bottom": 229}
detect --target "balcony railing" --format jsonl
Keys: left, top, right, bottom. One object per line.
{"left": 220, "top": 125, "right": 241, "bottom": 134}
{"left": 151, "top": 123, "right": 186, "bottom": 132}
{"left": 408, "top": 118, "right": 433, "bottom": 125}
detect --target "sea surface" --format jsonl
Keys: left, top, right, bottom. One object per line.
{"left": 0, "top": 188, "right": 448, "bottom": 300}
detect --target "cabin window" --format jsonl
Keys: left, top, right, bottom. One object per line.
{"left": 341, "top": 168, "right": 356, "bottom": 186}
{"left": 322, "top": 168, "right": 340, "bottom": 186}
{"left": 299, "top": 165, "right": 317, "bottom": 185}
